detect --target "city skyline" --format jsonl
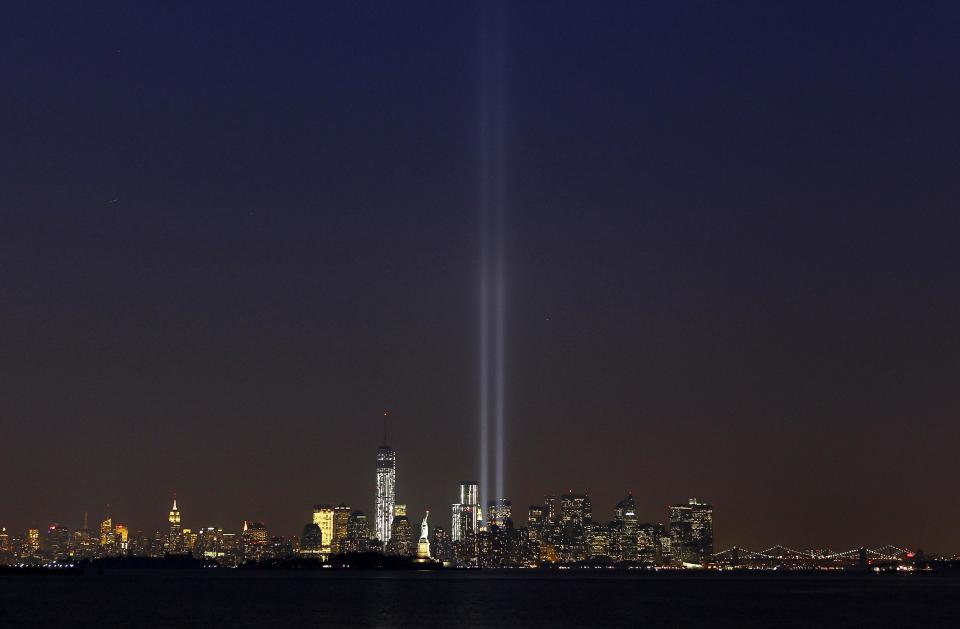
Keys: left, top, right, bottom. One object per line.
{"left": 3, "top": 2, "right": 959, "bottom": 627}
{"left": 0, "top": 435, "right": 945, "bottom": 556}
{"left": 0, "top": 440, "right": 930, "bottom": 570}
{"left": 3, "top": 1, "right": 959, "bottom": 556}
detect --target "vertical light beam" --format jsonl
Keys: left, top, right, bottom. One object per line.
{"left": 479, "top": 99, "right": 490, "bottom": 515}
{"left": 493, "top": 3, "right": 507, "bottom": 505}
{"left": 479, "top": 0, "right": 507, "bottom": 509}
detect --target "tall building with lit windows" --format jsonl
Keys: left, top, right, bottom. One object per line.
{"left": 344, "top": 510, "right": 369, "bottom": 553}
{"left": 451, "top": 481, "right": 479, "bottom": 542}
{"left": 332, "top": 504, "right": 351, "bottom": 554}
{"left": 557, "top": 491, "right": 592, "bottom": 562}
{"left": 386, "top": 504, "right": 412, "bottom": 556}
{"left": 527, "top": 504, "right": 547, "bottom": 546}
{"left": 241, "top": 521, "right": 269, "bottom": 561}
{"left": 167, "top": 496, "right": 183, "bottom": 552}
{"left": 312, "top": 504, "right": 334, "bottom": 556}
{"left": 544, "top": 495, "right": 560, "bottom": 524}
{"left": 375, "top": 443, "right": 397, "bottom": 544}
{"left": 114, "top": 524, "right": 129, "bottom": 551}
{"left": 99, "top": 517, "right": 114, "bottom": 549}
{"left": 27, "top": 528, "right": 40, "bottom": 554}
{"left": 487, "top": 499, "right": 512, "bottom": 527}
{"left": 45, "top": 524, "right": 71, "bottom": 560}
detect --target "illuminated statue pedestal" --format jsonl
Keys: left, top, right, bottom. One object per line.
{"left": 415, "top": 538, "right": 431, "bottom": 562}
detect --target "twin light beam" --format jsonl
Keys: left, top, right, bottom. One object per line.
{"left": 478, "top": 3, "right": 507, "bottom": 514}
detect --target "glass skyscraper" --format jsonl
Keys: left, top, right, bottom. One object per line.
{"left": 451, "top": 481, "right": 480, "bottom": 542}
{"left": 375, "top": 444, "right": 396, "bottom": 543}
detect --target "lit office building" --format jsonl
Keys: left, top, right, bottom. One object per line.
{"left": 114, "top": 524, "right": 129, "bottom": 551}
{"left": 558, "top": 491, "right": 592, "bottom": 562}
{"left": 487, "top": 498, "right": 512, "bottom": 527}
{"left": 195, "top": 527, "right": 226, "bottom": 560}
{"left": 333, "top": 504, "right": 351, "bottom": 554}
{"left": 527, "top": 505, "right": 547, "bottom": 540}
{"left": 375, "top": 443, "right": 397, "bottom": 544}
{"left": 636, "top": 523, "right": 657, "bottom": 562}
{"left": 312, "top": 504, "right": 334, "bottom": 557}
{"left": 560, "top": 491, "right": 592, "bottom": 525}
{"left": 241, "top": 521, "right": 270, "bottom": 561}
{"left": 45, "top": 524, "right": 72, "bottom": 561}
{"left": 100, "top": 517, "right": 114, "bottom": 549}
{"left": 344, "top": 510, "right": 369, "bottom": 553}
{"left": 525, "top": 505, "right": 548, "bottom": 561}
{"left": 451, "top": 481, "right": 480, "bottom": 542}
{"left": 183, "top": 528, "right": 198, "bottom": 552}
{"left": 587, "top": 522, "right": 611, "bottom": 559}
{"left": 221, "top": 532, "right": 242, "bottom": 565}
{"left": 387, "top": 504, "right": 412, "bottom": 556}
{"left": 166, "top": 496, "right": 183, "bottom": 553}
{"left": 27, "top": 528, "right": 40, "bottom": 554}
{"left": 450, "top": 504, "right": 462, "bottom": 540}
{"left": 431, "top": 525, "right": 452, "bottom": 562}
{"left": 544, "top": 495, "right": 560, "bottom": 524}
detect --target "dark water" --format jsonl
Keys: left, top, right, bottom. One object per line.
{"left": 2, "top": 571, "right": 958, "bottom": 628}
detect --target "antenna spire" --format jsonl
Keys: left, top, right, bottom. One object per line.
{"left": 382, "top": 409, "right": 389, "bottom": 445}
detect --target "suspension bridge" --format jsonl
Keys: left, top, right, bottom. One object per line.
{"left": 712, "top": 544, "right": 914, "bottom": 567}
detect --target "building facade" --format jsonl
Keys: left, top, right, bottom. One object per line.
{"left": 312, "top": 504, "right": 334, "bottom": 557}
{"left": 451, "top": 481, "right": 480, "bottom": 542}
{"left": 332, "top": 503, "right": 351, "bottom": 554}
{"left": 375, "top": 444, "right": 397, "bottom": 543}
{"left": 669, "top": 498, "right": 714, "bottom": 564}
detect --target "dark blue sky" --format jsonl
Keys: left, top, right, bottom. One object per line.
{"left": 2, "top": 1, "right": 959, "bottom": 551}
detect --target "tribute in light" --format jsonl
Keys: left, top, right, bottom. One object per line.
{"left": 478, "top": 2, "right": 508, "bottom": 512}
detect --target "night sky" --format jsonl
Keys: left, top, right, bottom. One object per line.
{"left": 2, "top": 1, "right": 959, "bottom": 552}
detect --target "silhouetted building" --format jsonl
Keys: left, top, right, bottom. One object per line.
{"left": 614, "top": 493, "right": 638, "bottom": 561}
{"left": 669, "top": 498, "right": 713, "bottom": 564}
{"left": 300, "top": 523, "right": 323, "bottom": 557}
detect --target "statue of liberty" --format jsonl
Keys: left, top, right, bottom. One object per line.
{"left": 416, "top": 510, "right": 431, "bottom": 560}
